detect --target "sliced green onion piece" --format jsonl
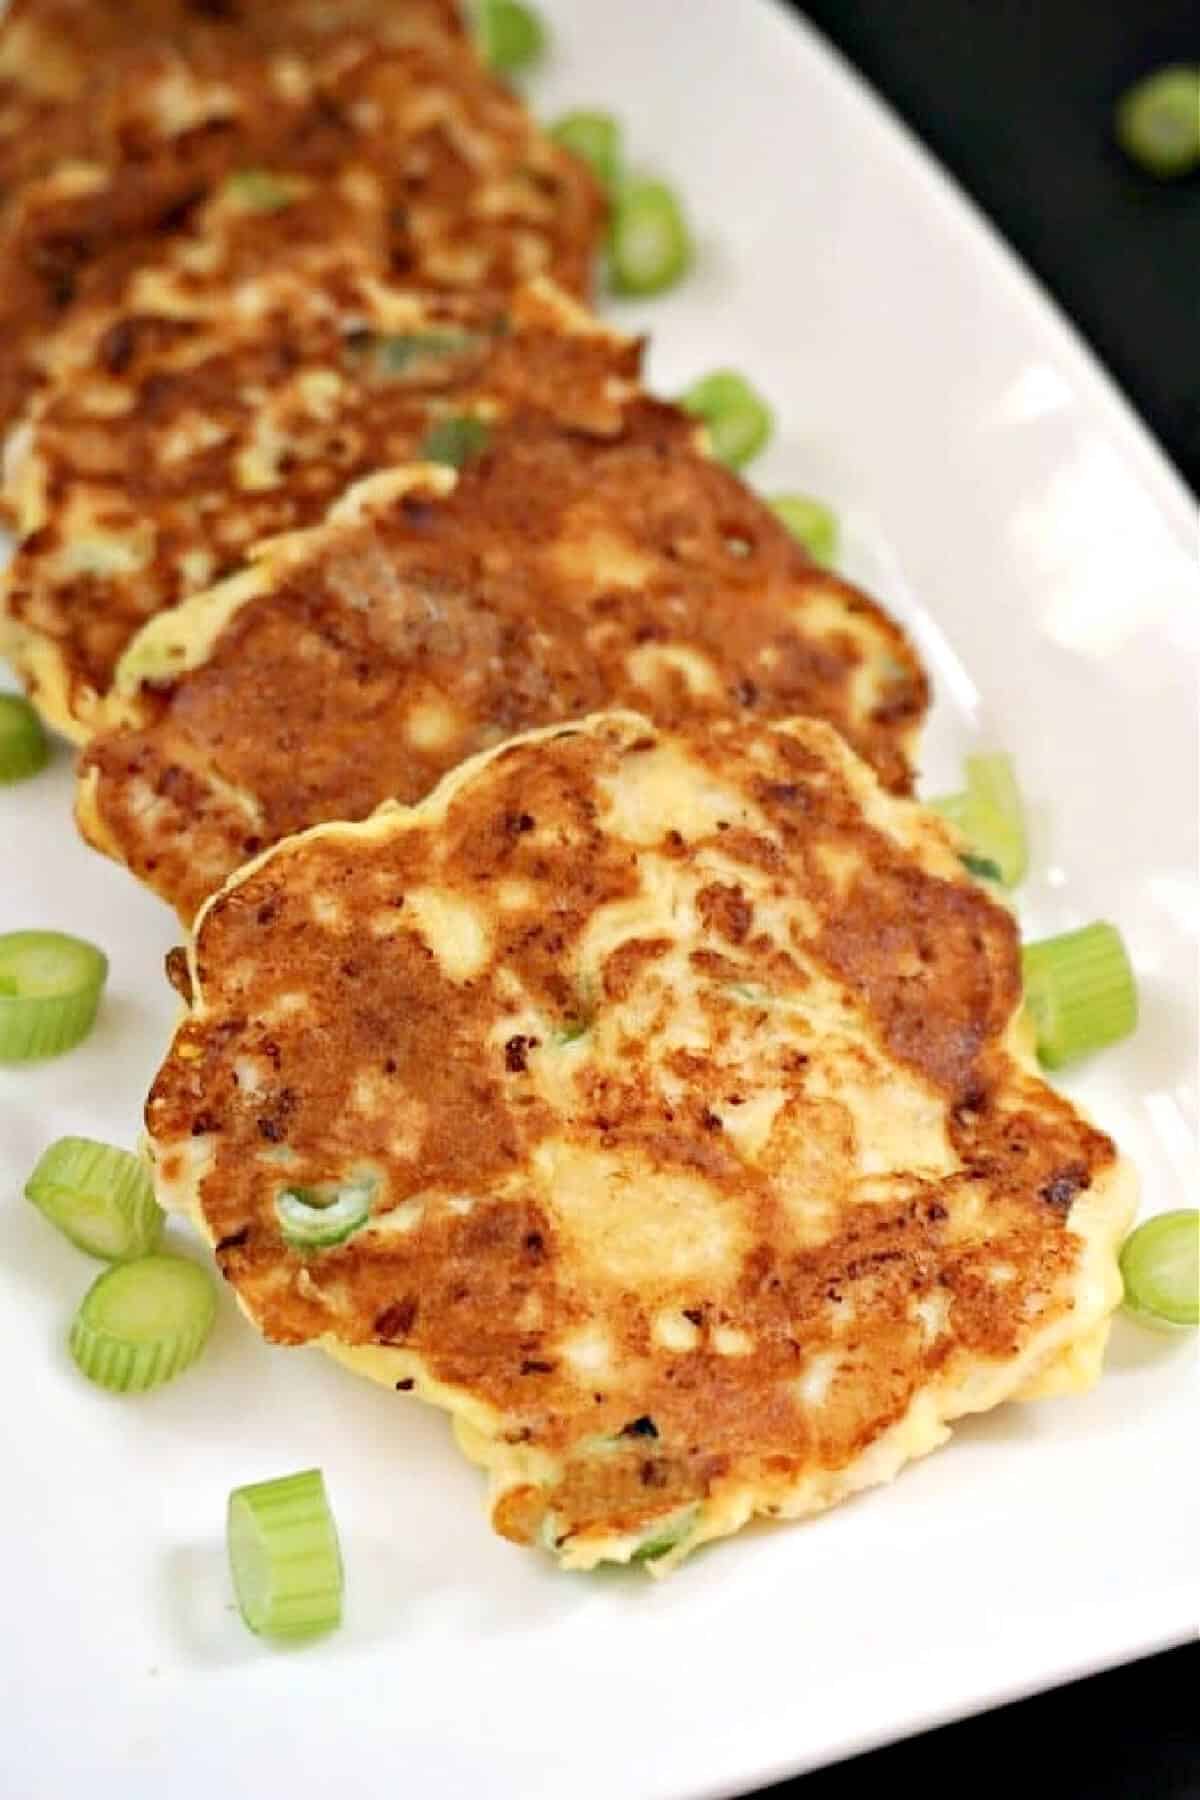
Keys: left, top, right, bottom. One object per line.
{"left": 1115, "top": 65, "right": 1200, "bottom": 179}
{"left": 1021, "top": 921, "right": 1137, "bottom": 1069}
{"left": 551, "top": 110, "right": 622, "bottom": 193}
{"left": 420, "top": 413, "right": 490, "bottom": 469}
{"left": 226, "top": 169, "right": 297, "bottom": 211}
{"left": 964, "top": 753, "right": 1027, "bottom": 886}
{"left": 276, "top": 1181, "right": 372, "bottom": 1249}
{"left": 680, "top": 370, "right": 774, "bottom": 470}
{"left": 369, "top": 329, "right": 479, "bottom": 377}
{"left": 608, "top": 178, "right": 692, "bottom": 297}
{"left": 769, "top": 493, "right": 838, "bottom": 564}
{"left": 0, "top": 929, "right": 108, "bottom": 1062}
{"left": 25, "top": 1136, "right": 164, "bottom": 1261}
{"left": 227, "top": 1468, "right": 343, "bottom": 1640}
{"left": 0, "top": 693, "right": 49, "bottom": 783}
{"left": 69, "top": 1255, "right": 216, "bottom": 1393}
{"left": 1120, "top": 1211, "right": 1199, "bottom": 1331}
{"left": 475, "top": 0, "right": 546, "bottom": 74}
{"left": 631, "top": 1503, "right": 700, "bottom": 1564}
{"left": 931, "top": 751, "right": 1028, "bottom": 888}
{"left": 960, "top": 852, "right": 1003, "bottom": 883}
{"left": 931, "top": 788, "right": 969, "bottom": 827}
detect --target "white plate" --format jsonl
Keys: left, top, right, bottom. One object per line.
{"left": 2, "top": 3, "right": 1197, "bottom": 1794}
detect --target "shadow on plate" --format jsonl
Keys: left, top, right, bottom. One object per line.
{"left": 1102, "top": 1309, "right": 1194, "bottom": 1374}
{"left": 159, "top": 1542, "right": 268, "bottom": 1670}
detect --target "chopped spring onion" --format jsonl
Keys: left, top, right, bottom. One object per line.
{"left": 420, "top": 413, "right": 491, "bottom": 469}
{"left": 276, "top": 1181, "right": 372, "bottom": 1249}
{"left": 0, "top": 693, "right": 48, "bottom": 783}
{"left": 931, "top": 751, "right": 1028, "bottom": 888}
{"left": 1115, "top": 65, "right": 1200, "bottom": 179}
{"left": 1120, "top": 1210, "right": 1199, "bottom": 1331}
{"left": 369, "top": 330, "right": 480, "bottom": 377}
{"left": 69, "top": 1255, "right": 216, "bottom": 1393}
{"left": 25, "top": 1136, "right": 164, "bottom": 1261}
{"left": 631, "top": 1503, "right": 700, "bottom": 1564}
{"left": 960, "top": 852, "right": 1003, "bottom": 884}
{"left": 551, "top": 110, "right": 622, "bottom": 193}
{"left": 931, "top": 790, "right": 971, "bottom": 834}
{"left": 227, "top": 1468, "right": 343, "bottom": 1639}
{"left": 475, "top": 0, "right": 546, "bottom": 74}
{"left": 769, "top": 493, "right": 838, "bottom": 564}
{"left": 226, "top": 169, "right": 297, "bottom": 211}
{"left": 557, "top": 978, "right": 594, "bottom": 1044}
{"left": 680, "top": 370, "right": 774, "bottom": 470}
{"left": 0, "top": 929, "right": 108, "bottom": 1062}
{"left": 1021, "top": 921, "right": 1138, "bottom": 1069}
{"left": 608, "top": 178, "right": 692, "bottom": 297}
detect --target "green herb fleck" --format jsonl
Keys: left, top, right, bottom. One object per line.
{"left": 370, "top": 330, "right": 481, "bottom": 377}
{"left": 226, "top": 169, "right": 297, "bottom": 212}
{"left": 420, "top": 414, "right": 491, "bottom": 469}
{"left": 961, "top": 852, "right": 1003, "bottom": 883}
{"left": 631, "top": 1505, "right": 699, "bottom": 1564}
{"left": 556, "top": 977, "right": 596, "bottom": 1044}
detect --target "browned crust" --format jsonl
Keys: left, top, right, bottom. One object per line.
{"left": 5, "top": 0, "right": 466, "bottom": 56}
{"left": 0, "top": 0, "right": 467, "bottom": 200}
{"left": 147, "top": 715, "right": 1118, "bottom": 1549}
{"left": 0, "top": 28, "right": 601, "bottom": 430}
{"left": 8, "top": 275, "right": 632, "bottom": 721}
{"left": 80, "top": 403, "right": 928, "bottom": 919}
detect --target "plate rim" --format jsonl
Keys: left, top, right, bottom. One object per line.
{"left": 766, "top": 0, "right": 1198, "bottom": 541}
{"left": 2, "top": 2, "right": 1196, "bottom": 1794}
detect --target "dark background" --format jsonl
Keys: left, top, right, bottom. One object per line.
{"left": 750, "top": 1, "right": 1199, "bottom": 1794}
{"left": 794, "top": 0, "right": 1200, "bottom": 496}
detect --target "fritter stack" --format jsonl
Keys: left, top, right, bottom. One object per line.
{"left": 0, "top": 0, "right": 1134, "bottom": 1574}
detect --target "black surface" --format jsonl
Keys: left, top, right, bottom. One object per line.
{"left": 754, "top": 1643, "right": 1200, "bottom": 1798}
{"left": 744, "top": 3, "right": 1199, "bottom": 1795}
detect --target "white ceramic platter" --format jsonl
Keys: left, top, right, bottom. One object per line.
{"left": 2, "top": 2, "right": 1196, "bottom": 1794}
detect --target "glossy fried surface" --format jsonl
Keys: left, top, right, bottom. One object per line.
{"left": 0, "top": 30, "right": 600, "bottom": 432}
{"left": 147, "top": 713, "right": 1132, "bottom": 1570}
{"left": 5, "top": 0, "right": 465, "bottom": 55}
{"left": 5, "top": 275, "right": 629, "bottom": 735}
{"left": 0, "top": 0, "right": 466, "bottom": 197}
{"left": 78, "top": 378, "right": 926, "bottom": 919}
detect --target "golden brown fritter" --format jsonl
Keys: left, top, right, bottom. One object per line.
{"left": 146, "top": 712, "right": 1135, "bottom": 1572}
{"left": 0, "top": 20, "right": 88, "bottom": 203}
{"left": 0, "top": 0, "right": 466, "bottom": 199}
{"left": 0, "top": 31, "right": 601, "bottom": 431}
{"left": 77, "top": 384, "right": 927, "bottom": 921}
{"left": 5, "top": 273, "right": 634, "bottom": 737}
{"left": 4, "top": 0, "right": 465, "bottom": 57}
